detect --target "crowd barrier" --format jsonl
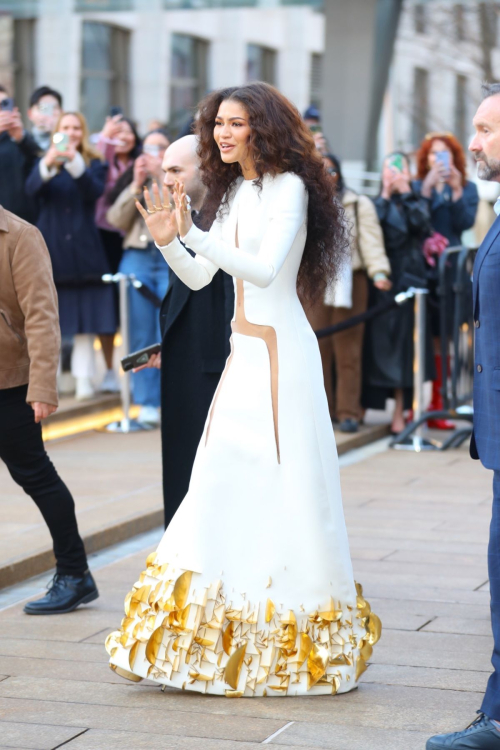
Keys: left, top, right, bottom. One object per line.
{"left": 101, "top": 272, "right": 155, "bottom": 434}
{"left": 390, "top": 245, "right": 476, "bottom": 451}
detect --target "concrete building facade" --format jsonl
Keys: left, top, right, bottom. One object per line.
{"left": 0, "top": 0, "right": 324, "bottom": 134}
{"left": 390, "top": 0, "right": 500, "bottom": 156}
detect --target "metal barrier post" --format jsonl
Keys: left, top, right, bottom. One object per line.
{"left": 101, "top": 273, "right": 149, "bottom": 434}
{"left": 392, "top": 289, "right": 439, "bottom": 452}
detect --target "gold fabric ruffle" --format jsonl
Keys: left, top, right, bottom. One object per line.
{"left": 106, "top": 552, "right": 381, "bottom": 697}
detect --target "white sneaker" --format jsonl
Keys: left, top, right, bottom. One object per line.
{"left": 100, "top": 369, "right": 121, "bottom": 393}
{"left": 75, "top": 377, "right": 95, "bottom": 401}
{"left": 137, "top": 405, "right": 160, "bottom": 426}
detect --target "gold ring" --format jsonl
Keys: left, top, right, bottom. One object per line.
{"left": 146, "top": 208, "right": 155, "bottom": 214}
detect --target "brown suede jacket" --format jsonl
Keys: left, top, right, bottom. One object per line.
{"left": 0, "top": 206, "right": 60, "bottom": 406}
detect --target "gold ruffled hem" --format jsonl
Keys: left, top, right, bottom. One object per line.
{"left": 106, "top": 552, "right": 381, "bottom": 697}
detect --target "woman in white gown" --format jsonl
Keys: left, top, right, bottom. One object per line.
{"left": 106, "top": 82, "right": 381, "bottom": 697}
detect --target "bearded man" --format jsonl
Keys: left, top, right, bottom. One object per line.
{"left": 427, "top": 82, "right": 500, "bottom": 750}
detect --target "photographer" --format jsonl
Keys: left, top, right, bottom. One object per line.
{"left": 25, "top": 111, "right": 117, "bottom": 401}
{"left": 0, "top": 205, "right": 98, "bottom": 614}
{"left": 106, "top": 129, "right": 171, "bottom": 426}
{"left": 363, "top": 152, "right": 434, "bottom": 434}
{"left": 93, "top": 114, "right": 142, "bottom": 392}
{"left": 414, "top": 132, "right": 479, "bottom": 429}
{"left": 0, "top": 87, "right": 39, "bottom": 223}
{"left": 27, "top": 86, "right": 62, "bottom": 152}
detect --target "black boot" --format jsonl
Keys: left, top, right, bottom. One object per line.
{"left": 24, "top": 570, "right": 99, "bottom": 615}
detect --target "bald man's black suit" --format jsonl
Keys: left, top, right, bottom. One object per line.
{"left": 159, "top": 255, "right": 234, "bottom": 528}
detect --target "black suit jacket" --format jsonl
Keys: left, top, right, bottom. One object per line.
{"left": 159, "top": 262, "right": 234, "bottom": 527}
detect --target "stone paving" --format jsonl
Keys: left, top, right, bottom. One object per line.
{"left": 0, "top": 441, "right": 495, "bottom": 749}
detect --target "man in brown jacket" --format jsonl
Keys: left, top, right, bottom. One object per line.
{"left": 0, "top": 206, "right": 98, "bottom": 614}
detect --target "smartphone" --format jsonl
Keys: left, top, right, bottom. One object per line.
{"left": 53, "top": 132, "right": 69, "bottom": 151}
{"left": 121, "top": 343, "right": 161, "bottom": 372}
{"left": 388, "top": 153, "right": 404, "bottom": 173}
{"left": 0, "top": 97, "right": 14, "bottom": 112}
{"left": 52, "top": 131, "right": 69, "bottom": 163}
{"left": 143, "top": 144, "right": 161, "bottom": 158}
{"left": 110, "top": 106, "right": 123, "bottom": 118}
{"left": 309, "top": 124, "right": 322, "bottom": 134}
{"left": 435, "top": 151, "right": 451, "bottom": 175}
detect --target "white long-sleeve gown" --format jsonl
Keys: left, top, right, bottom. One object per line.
{"left": 106, "top": 172, "right": 381, "bottom": 697}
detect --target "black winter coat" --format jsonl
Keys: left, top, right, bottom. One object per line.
{"left": 362, "top": 189, "right": 434, "bottom": 409}
{"left": 160, "top": 266, "right": 234, "bottom": 528}
{"left": 25, "top": 158, "right": 117, "bottom": 336}
{"left": 0, "top": 131, "right": 40, "bottom": 223}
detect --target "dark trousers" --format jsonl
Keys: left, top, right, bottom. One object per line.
{"left": 482, "top": 470, "right": 500, "bottom": 719}
{"left": 305, "top": 271, "right": 368, "bottom": 421}
{"left": 0, "top": 385, "right": 87, "bottom": 575}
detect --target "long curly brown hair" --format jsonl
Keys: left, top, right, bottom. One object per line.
{"left": 416, "top": 133, "right": 467, "bottom": 185}
{"left": 195, "top": 82, "right": 348, "bottom": 302}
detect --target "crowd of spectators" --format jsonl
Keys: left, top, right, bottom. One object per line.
{"left": 0, "top": 82, "right": 484, "bottom": 434}
{"left": 0, "top": 84, "right": 174, "bottom": 426}
{"left": 305, "top": 114, "right": 480, "bottom": 435}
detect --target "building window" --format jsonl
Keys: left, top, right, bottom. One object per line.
{"left": 310, "top": 53, "right": 323, "bottom": 110}
{"left": 13, "top": 18, "right": 36, "bottom": 118}
{"left": 480, "top": 3, "right": 498, "bottom": 50}
{"left": 412, "top": 67, "right": 429, "bottom": 147}
{"left": 414, "top": 4, "right": 427, "bottom": 34}
{"left": 170, "top": 34, "right": 208, "bottom": 135}
{"left": 453, "top": 4, "right": 465, "bottom": 42}
{"left": 246, "top": 44, "right": 276, "bottom": 85}
{"left": 76, "top": 0, "right": 133, "bottom": 8}
{"left": 455, "top": 74, "right": 467, "bottom": 148}
{"left": 80, "top": 21, "right": 130, "bottom": 133}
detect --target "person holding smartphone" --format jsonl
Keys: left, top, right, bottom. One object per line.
{"left": 92, "top": 113, "right": 142, "bottom": 393}
{"left": 0, "top": 86, "right": 40, "bottom": 223}
{"left": 105, "top": 129, "right": 171, "bottom": 426}
{"left": 25, "top": 111, "right": 117, "bottom": 401}
{"left": 414, "top": 132, "right": 479, "bottom": 429}
{"left": 363, "top": 151, "right": 435, "bottom": 435}
{"left": 27, "top": 86, "right": 63, "bottom": 152}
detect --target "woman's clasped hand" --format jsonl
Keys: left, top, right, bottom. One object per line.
{"left": 134, "top": 180, "right": 192, "bottom": 246}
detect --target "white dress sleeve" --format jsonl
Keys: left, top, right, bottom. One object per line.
{"left": 181, "top": 174, "right": 307, "bottom": 288}
{"left": 156, "top": 174, "right": 307, "bottom": 291}
{"left": 156, "top": 234, "right": 219, "bottom": 291}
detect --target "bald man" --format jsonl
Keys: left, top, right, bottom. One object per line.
{"left": 142, "top": 136, "right": 233, "bottom": 527}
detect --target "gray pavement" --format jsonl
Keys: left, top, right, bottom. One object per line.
{"left": 0, "top": 438, "right": 495, "bottom": 749}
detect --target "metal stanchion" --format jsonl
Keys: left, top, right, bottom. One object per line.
{"left": 100, "top": 273, "right": 151, "bottom": 434}
{"left": 392, "top": 288, "right": 439, "bottom": 452}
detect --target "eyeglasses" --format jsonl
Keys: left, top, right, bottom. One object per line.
{"left": 424, "top": 131, "right": 453, "bottom": 140}
{"left": 326, "top": 168, "right": 337, "bottom": 175}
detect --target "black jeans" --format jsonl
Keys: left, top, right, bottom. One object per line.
{"left": 0, "top": 385, "right": 87, "bottom": 575}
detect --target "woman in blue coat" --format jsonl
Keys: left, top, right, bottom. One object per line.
{"left": 26, "top": 111, "right": 117, "bottom": 400}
